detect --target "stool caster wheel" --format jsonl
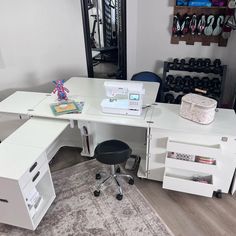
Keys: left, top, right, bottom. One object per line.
{"left": 116, "top": 194, "right": 123, "bottom": 201}
{"left": 116, "top": 167, "right": 121, "bottom": 173}
{"left": 95, "top": 173, "right": 101, "bottom": 180}
{"left": 214, "top": 190, "right": 222, "bottom": 199}
{"left": 94, "top": 190, "right": 100, "bottom": 197}
{"left": 128, "top": 178, "right": 134, "bottom": 185}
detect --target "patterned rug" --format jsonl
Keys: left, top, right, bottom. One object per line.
{"left": 0, "top": 160, "right": 173, "bottom": 236}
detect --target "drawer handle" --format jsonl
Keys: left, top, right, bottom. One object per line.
{"left": 32, "top": 171, "right": 40, "bottom": 182}
{"left": 0, "top": 199, "right": 8, "bottom": 203}
{"left": 29, "top": 162, "right": 38, "bottom": 173}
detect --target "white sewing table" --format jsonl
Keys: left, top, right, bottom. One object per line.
{"left": 0, "top": 77, "right": 236, "bottom": 230}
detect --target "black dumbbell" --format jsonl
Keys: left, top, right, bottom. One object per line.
{"left": 192, "top": 77, "right": 200, "bottom": 87}
{"left": 213, "top": 59, "right": 221, "bottom": 67}
{"left": 211, "top": 78, "right": 221, "bottom": 88}
{"left": 212, "top": 66, "right": 223, "bottom": 75}
{"left": 183, "top": 86, "right": 191, "bottom": 93}
{"left": 173, "top": 58, "right": 179, "bottom": 70}
{"left": 175, "top": 94, "right": 184, "bottom": 104}
{"left": 179, "top": 59, "right": 186, "bottom": 70}
{"left": 197, "top": 79, "right": 203, "bottom": 88}
{"left": 175, "top": 76, "right": 182, "bottom": 85}
{"left": 196, "top": 59, "right": 204, "bottom": 72}
{"left": 163, "top": 84, "right": 171, "bottom": 92}
{"left": 166, "top": 75, "right": 175, "bottom": 85}
{"left": 164, "top": 93, "right": 175, "bottom": 103}
{"left": 204, "top": 58, "right": 211, "bottom": 67}
{"left": 188, "top": 58, "right": 196, "bottom": 72}
{"left": 174, "top": 85, "right": 182, "bottom": 93}
{"left": 202, "top": 77, "right": 210, "bottom": 89}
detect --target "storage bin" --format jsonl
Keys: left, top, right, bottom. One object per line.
{"left": 180, "top": 93, "right": 217, "bottom": 124}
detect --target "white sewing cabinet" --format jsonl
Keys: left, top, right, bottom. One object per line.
{"left": 138, "top": 103, "right": 236, "bottom": 197}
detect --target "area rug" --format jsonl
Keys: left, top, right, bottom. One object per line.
{"left": 0, "top": 160, "right": 173, "bottom": 236}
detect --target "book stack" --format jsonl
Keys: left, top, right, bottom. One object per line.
{"left": 50, "top": 100, "right": 84, "bottom": 116}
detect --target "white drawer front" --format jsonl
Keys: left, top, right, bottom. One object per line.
{"left": 163, "top": 175, "right": 214, "bottom": 197}
{"left": 19, "top": 152, "right": 47, "bottom": 189}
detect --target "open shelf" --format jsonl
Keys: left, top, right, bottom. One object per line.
{"left": 163, "top": 167, "right": 214, "bottom": 197}
{"left": 32, "top": 170, "right": 55, "bottom": 227}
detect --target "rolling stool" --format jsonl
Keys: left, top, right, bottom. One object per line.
{"left": 93, "top": 139, "right": 134, "bottom": 200}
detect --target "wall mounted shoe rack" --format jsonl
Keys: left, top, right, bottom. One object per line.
{"left": 171, "top": 1, "right": 235, "bottom": 46}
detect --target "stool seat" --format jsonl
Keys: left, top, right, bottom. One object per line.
{"left": 95, "top": 140, "right": 131, "bottom": 165}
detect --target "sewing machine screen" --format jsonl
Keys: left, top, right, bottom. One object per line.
{"left": 129, "top": 94, "right": 140, "bottom": 101}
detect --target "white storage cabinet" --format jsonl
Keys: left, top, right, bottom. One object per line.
{"left": 138, "top": 128, "right": 235, "bottom": 198}
{"left": 0, "top": 143, "right": 55, "bottom": 230}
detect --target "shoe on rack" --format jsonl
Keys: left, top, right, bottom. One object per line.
{"left": 172, "top": 13, "right": 181, "bottom": 37}
{"left": 212, "top": 15, "right": 225, "bottom": 36}
{"left": 190, "top": 14, "right": 197, "bottom": 35}
{"left": 197, "top": 14, "right": 206, "bottom": 35}
{"left": 204, "top": 15, "right": 215, "bottom": 36}
{"left": 180, "top": 14, "right": 191, "bottom": 36}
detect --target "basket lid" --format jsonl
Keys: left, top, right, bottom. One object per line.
{"left": 182, "top": 93, "right": 217, "bottom": 108}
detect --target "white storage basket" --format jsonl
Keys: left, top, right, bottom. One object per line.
{"left": 180, "top": 93, "right": 217, "bottom": 124}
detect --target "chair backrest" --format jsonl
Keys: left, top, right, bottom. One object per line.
{"left": 131, "top": 71, "right": 162, "bottom": 102}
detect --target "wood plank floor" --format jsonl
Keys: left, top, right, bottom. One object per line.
{"left": 51, "top": 147, "right": 236, "bottom": 236}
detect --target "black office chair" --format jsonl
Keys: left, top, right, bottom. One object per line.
{"left": 131, "top": 71, "right": 163, "bottom": 102}
{"left": 93, "top": 140, "right": 134, "bottom": 200}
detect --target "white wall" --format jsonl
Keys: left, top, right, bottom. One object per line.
{"left": 127, "top": 0, "right": 236, "bottom": 105}
{"left": 0, "top": 0, "right": 87, "bottom": 101}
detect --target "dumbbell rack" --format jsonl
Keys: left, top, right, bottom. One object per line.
{"left": 162, "top": 59, "right": 227, "bottom": 107}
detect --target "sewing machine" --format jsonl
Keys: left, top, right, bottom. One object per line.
{"left": 101, "top": 81, "right": 145, "bottom": 116}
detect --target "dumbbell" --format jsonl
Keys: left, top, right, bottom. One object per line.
{"left": 188, "top": 58, "right": 196, "bottom": 72}
{"left": 179, "top": 59, "right": 186, "bottom": 70}
{"left": 174, "top": 76, "right": 183, "bottom": 85}
{"left": 173, "top": 58, "right": 179, "bottom": 70}
{"left": 211, "top": 78, "right": 221, "bottom": 89}
{"left": 204, "top": 58, "right": 211, "bottom": 67}
{"left": 196, "top": 58, "right": 205, "bottom": 72}
{"left": 163, "top": 84, "right": 171, "bottom": 92}
{"left": 213, "top": 59, "right": 221, "bottom": 67}
{"left": 212, "top": 62, "right": 223, "bottom": 75}
{"left": 166, "top": 75, "right": 175, "bottom": 85}
{"left": 203, "top": 58, "right": 212, "bottom": 74}
{"left": 175, "top": 94, "right": 184, "bottom": 104}
{"left": 192, "top": 77, "right": 200, "bottom": 87}
{"left": 164, "top": 93, "right": 175, "bottom": 103}
{"left": 201, "top": 77, "right": 210, "bottom": 89}
{"left": 197, "top": 79, "right": 203, "bottom": 88}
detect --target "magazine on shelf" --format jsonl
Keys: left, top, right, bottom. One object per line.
{"left": 50, "top": 100, "right": 84, "bottom": 116}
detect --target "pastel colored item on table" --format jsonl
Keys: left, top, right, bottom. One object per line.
{"left": 52, "top": 80, "right": 70, "bottom": 101}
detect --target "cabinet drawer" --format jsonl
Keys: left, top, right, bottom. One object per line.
{"left": 19, "top": 152, "right": 47, "bottom": 189}
{"left": 167, "top": 139, "right": 221, "bottom": 158}
{"left": 163, "top": 168, "right": 214, "bottom": 197}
